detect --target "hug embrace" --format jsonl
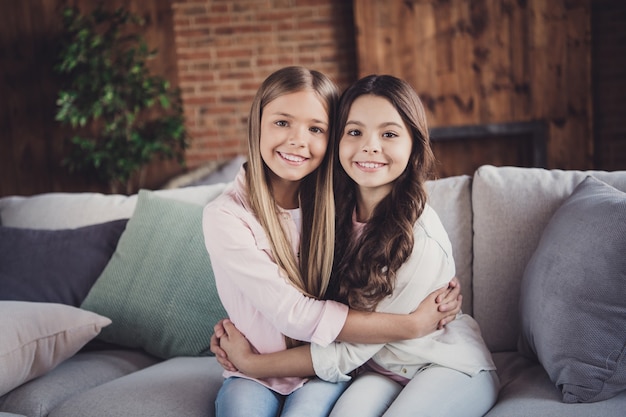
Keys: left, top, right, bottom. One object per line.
{"left": 202, "top": 66, "right": 499, "bottom": 417}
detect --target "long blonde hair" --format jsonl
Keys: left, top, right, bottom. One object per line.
{"left": 245, "top": 66, "right": 338, "bottom": 301}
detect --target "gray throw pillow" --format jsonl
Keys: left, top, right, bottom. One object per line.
{"left": 518, "top": 175, "right": 626, "bottom": 403}
{"left": 0, "top": 219, "right": 128, "bottom": 306}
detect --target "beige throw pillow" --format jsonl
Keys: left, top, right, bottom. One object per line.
{"left": 0, "top": 301, "right": 111, "bottom": 396}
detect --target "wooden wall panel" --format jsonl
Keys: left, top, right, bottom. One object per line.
{"left": 353, "top": 0, "right": 593, "bottom": 173}
{"left": 0, "top": 0, "right": 181, "bottom": 197}
{"left": 592, "top": 0, "right": 626, "bottom": 171}
{"left": 1, "top": 0, "right": 64, "bottom": 196}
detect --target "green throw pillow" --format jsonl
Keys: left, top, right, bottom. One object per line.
{"left": 81, "top": 190, "right": 227, "bottom": 359}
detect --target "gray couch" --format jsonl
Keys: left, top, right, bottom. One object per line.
{"left": 1, "top": 165, "right": 624, "bottom": 417}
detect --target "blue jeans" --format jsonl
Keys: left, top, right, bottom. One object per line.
{"left": 328, "top": 368, "right": 500, "bottom": 417}
{"left": 215, "top": 376, "right": 349, "bottom": 417}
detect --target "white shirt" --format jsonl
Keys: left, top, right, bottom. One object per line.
{"left": 310, "top": 205, "right": 496, "bottom": 382}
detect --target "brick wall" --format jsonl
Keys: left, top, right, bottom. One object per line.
{"left": 171, "top": 0, "right": 357, "bottom": 169}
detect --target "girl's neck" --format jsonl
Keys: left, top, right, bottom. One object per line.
{"left": 355, "top": 186, "right": 390, "bottom": 222}
{"left": 271, "top": 176, "right": 301, "bottom": 209}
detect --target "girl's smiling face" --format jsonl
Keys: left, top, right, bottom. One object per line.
{"left": 260, "top": 89, "right": 330, "bottom": 189}
{"left": 339, "top": 94, "right": 413, "bottom": 199}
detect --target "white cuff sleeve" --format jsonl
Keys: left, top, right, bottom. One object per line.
{"left": 310, "top": 343, "right": 352, "bottom": 383}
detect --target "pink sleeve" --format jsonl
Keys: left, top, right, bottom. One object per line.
{"left": 202, "top": 202, "right": 348, "bottom": 347}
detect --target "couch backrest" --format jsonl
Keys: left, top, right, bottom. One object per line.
{"left": 0, "top": 176, "right": 477, "bottom": 322}
{"left": 5, "top": 166, "right": 624, "bottom": 355}
{"left": 0, "top": 184, "right": 228, "bottom": 229}
{"left": 1, "top": 176, "right": 476, "bottom": 310}
{"left": 471, "top": 165, "right": 626, "bottom": 352}
{"left": 426, "top": 175, "right": 474, "bottom": 315}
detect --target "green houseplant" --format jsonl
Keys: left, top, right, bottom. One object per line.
{"left": 55, "top": 4, "right": 188, "bottom": 194}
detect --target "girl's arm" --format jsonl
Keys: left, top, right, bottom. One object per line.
{"left": 337, "top": 276, "right": 461, "bottom": 343}
{"left": 219, "top": 319, "right": 316, "bottom": 378}
{"left": 205, "top": 203, "right": 461, "bottom": 347}
{"left": 211, "top": 278, "right": 461, "bottom": 373}
{"left": 205, "top": 202, "right": 462, "bottom": 353}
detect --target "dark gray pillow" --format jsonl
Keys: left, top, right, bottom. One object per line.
{"left": 518, "top": 175, "right": 626, "bottom": 403}
{"left": 0, "top": 219, "right": 128, "bottom": 306}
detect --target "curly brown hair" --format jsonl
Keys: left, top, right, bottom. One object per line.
{"left": 328, "top": 75, "right": 436, "bottom": 311}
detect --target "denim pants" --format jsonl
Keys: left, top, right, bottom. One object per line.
{"left": 215, "top": 376, "right": 349, "bottom": 417}
{"left": 328, "top": 368, "right": 500, "bottom": 417}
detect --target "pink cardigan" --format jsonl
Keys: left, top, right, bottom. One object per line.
{"left": 202, "top": 168, "right": 348, "bottom": 394}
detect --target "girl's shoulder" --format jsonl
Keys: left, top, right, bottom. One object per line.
{"left": 203, "top": 183, "right": 256, "bottom": 231}
{"left": 414, "top": 204, "right": 444, "bottom": 233}
{"left": 414, "top": 204, "right": 452, "bottom": 256}
{"left": 203, "top": 186, "right": 275, "bottom": 252}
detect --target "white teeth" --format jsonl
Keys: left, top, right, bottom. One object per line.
{"left": 280, "top": 152, "right": 305, "bottom": 162}
{"left": 357, "top": 162, "right": 383, "bottom": 169}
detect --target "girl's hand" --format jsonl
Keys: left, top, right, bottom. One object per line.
{"left": 219, "top": 319, "right": 257, "bottom": 373}
{"left": 210, "top": 319, "right": 238, "bottom": 372}
{"left": 435, "top": 276, "right": 463, "bottom": 328}
{"left": 409, "top": 277, "right": 463, "bottom": 336}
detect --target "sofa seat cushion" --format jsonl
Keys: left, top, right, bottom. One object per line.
{"left": 47, "top": 357, "right": 224, "bottom": 417}
{"left": 471, "top": 165, "right": 626, "bottom": 352}
{"left": 0, "top": 350, "right": 159, "bottom": 417}
{"left": 518, "top": 176, "right": 626, "bottom": 403}
{"left": 486, "top": 352, "right": 626, "bottom": 417}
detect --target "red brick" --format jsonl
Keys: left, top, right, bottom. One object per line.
{"left": 173, "top": 0, "right": 357, "bottom": 166}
